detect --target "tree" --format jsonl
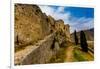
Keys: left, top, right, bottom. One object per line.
{"left": 74, "top": 30, "right": 78, "bottom": 45}
{"left": 80, "top": 31, "right": 88, "bottom": 52}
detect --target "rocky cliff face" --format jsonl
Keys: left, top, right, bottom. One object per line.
{"left": 15, "top": 4, "right": 51, "bottom": 46}
{"left": 15, "top": 4, "right": 70, "bottom": 50}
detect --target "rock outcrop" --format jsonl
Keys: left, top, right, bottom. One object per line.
{"left": 14, "top": 4, "right": 71, "bottom": 65}
{"left": 15, "top": 4, "right": 70, "bottom": 49}
{"left": 15, "top": 4, "right": 51, "bottom": 47}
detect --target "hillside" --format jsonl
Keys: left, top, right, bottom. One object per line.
{"left": 14, "top": 4, "right": 71, "bottom": 65}
{"left": 15, "top": 4, "right": 70, "bottom": 51}
{"left": 71, "top": 28, "right": 94, "bottom": 42}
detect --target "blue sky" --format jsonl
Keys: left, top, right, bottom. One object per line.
{"left": 39, "top": 5, "right": 94, "bottom": 33}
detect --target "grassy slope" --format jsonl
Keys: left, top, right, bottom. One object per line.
{"left": 73, "top": 46, "right": 94, "bottom": 62}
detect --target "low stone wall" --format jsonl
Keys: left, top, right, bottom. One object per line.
{"left": 19, "top": 33, "right": 57, "bottom": 65}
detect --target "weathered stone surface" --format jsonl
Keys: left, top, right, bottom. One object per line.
{"left": 54, "top": 42, "right": 60, "bottom": 52}
{"left": 14, "top": 4, "right": 71, "bottom": 65}
{"left": 15, "top": 33, "right": 55, "bottom": 65}
{"left": 15, "top": 4, "right": 51, "bottom": 47}
{"left": 15, "top": 4, "right": 71, "bottom": 47}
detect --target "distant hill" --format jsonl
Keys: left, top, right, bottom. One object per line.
{"left": 71, "top": 28, "right": 94, "bottom": 42}
{"left": 85, "top": 28, "right": 94, "bottom": 40}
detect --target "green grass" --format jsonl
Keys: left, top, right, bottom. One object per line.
{"left": 73, "top": 47, "right": 94, "bottom": 61}
{"left": 74, "top": 49, "right": 87, "bottom": 61}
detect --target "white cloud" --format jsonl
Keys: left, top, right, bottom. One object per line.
{"left": 39, "top": 5, "right": 94, "bottom": 33}
{"left": 39, "top": 5, "right": 70, "bottom": 21}
{"left": 56, "top": 7, "right": 65, "bottom": 13}
{"left": 39, "top": 6, "right": 54, "bottom": 16}
{"left": 69, "top": 17, "right": 94, "bottom": 33}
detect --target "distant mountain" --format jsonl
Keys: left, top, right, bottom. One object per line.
{"left": 71, "top": 28, "right": 94, "bottom": 42}
{"left": 83, "top": 28, "right": 94, "bottom": 41}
